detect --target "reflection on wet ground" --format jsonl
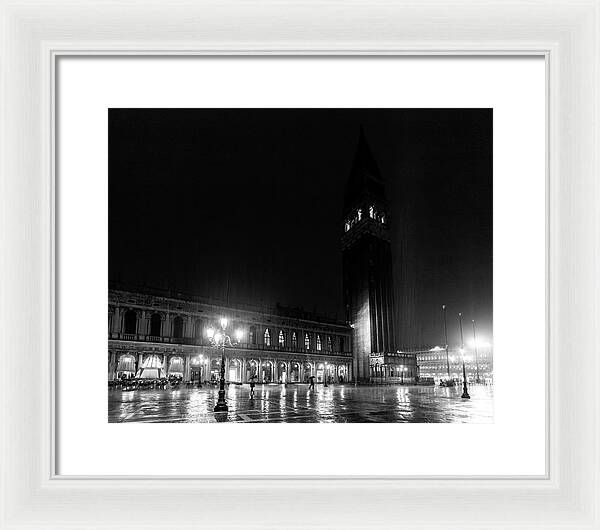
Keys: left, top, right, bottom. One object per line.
{"left": 109, "top": 383, "right": 493, "bottom": 423}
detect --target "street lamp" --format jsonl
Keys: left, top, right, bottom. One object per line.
{"left": 472, "top": 319, "right": 481, "bottom": 383}
{"left": 458, "top": 312, "right": 470, "bottom": 399}
{"left": 442, "top": 304, "right": 451, "bottom": 384}
{"left": 206, "top": 318, "right": 243, "bottom": 412}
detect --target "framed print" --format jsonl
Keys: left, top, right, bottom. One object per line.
{"left": 1, "top": 1, "right": 599, "bottom": 529}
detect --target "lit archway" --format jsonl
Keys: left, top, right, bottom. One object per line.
{"left": 229, "top": 359, "right": 242, "bottom": 383}
{"left": 116, "top": 354, "right": 136, "bottom": 377}
{"left": 290, "top": 362, "right": 300, "bottom": 382}
{"left": 261, "top": 360, "right": 273, "bottom": 383}
{"left": 247, "top": 359, "right": 259, "bottom": 381}
{"left": 168, "top": 356, "right": 184, "bottom": 378}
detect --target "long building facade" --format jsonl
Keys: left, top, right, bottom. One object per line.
{"left": 108, "top": 286, "right": 354, "bottom": 384}
{"left": 415, "top": 346, "right": 494, "bottom": 384}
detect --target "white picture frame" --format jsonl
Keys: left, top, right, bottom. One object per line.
{"left": 1, "top": 1, "right": 598, "bottom": 528}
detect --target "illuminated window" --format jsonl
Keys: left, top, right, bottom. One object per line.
{"left": 291, "top": 331, "right": 298, "bottom": 349}
{"left": 357, "top": 208, "right": 362, "bottom": 220}
{"left": 369, "top": 205, "right": 374, "bottom": 218}
{"left": 278, "top": 329, "right": 285, "bottom": 347}
{"left": 344, "top": 222, "right": 350, "bottom": 232}
{"left": 264, "top": 328, "right": 271, "bottom": 346}
{"left": 304, "top": 333, "right": 310, "bottom": 350}
{"left": 316, "top": 334, "right": 322, "bottom": 351}
{"left": 327, "top": 336, "right": 333, "bottom": 351}
{"left": 381, "top": 215, "right": 385, "bottom": 224}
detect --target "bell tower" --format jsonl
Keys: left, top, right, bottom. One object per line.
{"left": 342, "top": 127, "right": 396, "bottom": 382}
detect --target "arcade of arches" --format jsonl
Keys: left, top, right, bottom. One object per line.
{"left": 110, "top": 349, "right": 352, "bottom": 384}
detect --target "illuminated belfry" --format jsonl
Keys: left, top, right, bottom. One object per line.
{"left": 342, "top": 127, "right": 396, "bottom": 382}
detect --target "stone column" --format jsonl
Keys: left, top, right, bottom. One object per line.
{"left": 184, "top": 355, "right": 191, "bottom": 381}
{"left": 185, "top": 315, "right": 194, "bottom": 339}
{"left": 108, "top": 352, "right": 114, "bottom": 381}
{"left": 241, "top": 358, "right": 247, "bottom": 383}
{"left": 138, "top": 310, "right": 147, "bottom": 338}
{"left": 136, "top": 353, "right": 144, "bottom": 376}
{"left": 111, "top": 307, "right": 120, "bottom": 334}
{"left": 225, "top": 357, "right": 231, "bottom": 382}
{"left": 162, "top": 354, "right": 167, "bottom": 378}
{"left": 162, "top": 314, "right": 170, "bottom": 339}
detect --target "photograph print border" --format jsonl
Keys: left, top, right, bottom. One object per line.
{"left": 1, "top": 0, "right": 598, "bottom": 528}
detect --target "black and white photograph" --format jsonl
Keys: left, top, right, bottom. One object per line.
{"left": 108, "top": 108, "right": 493, "bottom": 423}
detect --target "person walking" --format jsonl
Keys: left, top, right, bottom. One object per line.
{"left": 250, "top": 377, "right": 256, "bottom": 399}
{"left": 308, "top": 375, "right": 315, "bottom": 390}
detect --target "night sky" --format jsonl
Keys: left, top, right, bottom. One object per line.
{"left": 109, "top": 109, "right": 492, "bottom": 349}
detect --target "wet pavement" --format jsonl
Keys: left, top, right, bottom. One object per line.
{"left": 108, "top": 383, "right": 493, "bottom": 423}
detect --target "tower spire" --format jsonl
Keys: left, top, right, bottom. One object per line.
{"left": 344, "top": 126, "right": 386, "bottom": 213}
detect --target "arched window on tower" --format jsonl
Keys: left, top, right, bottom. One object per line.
{"left": 264, "top": 328, "right": 271, "bottom": 346}
{"left": 149, "top": 314, "right": 161, "bottom": 337}
{"left": 327, "top": 336, "right": 333, "bottom": 351}
{"left": 316, "top": 334, "right": 322, "bottom": 351}
{"left": 124, "top": 310, "right": 137, "bottom": 335}
{"left": 173, "top": 316, "right": 184, "bottom": 339}
{"left": 291, "top": 331, "right": 298, "bottom": 349}
{"left": 344, "top": 221, "right": 350, "bottom": 232}
{"left": 358, "top": 208, "right": 362, "bottom": 220}
{"left": 304, "top": 333, "right": 311, "bottom": 350}
{"left": 369, "top": 205, "right": 375, "bottom": 218}
{"left": 278, "top": 330, "right": 285, "bottom": 348}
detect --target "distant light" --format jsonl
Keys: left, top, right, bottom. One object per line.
{"left": 235, "top": 329, "right": 243, "bottom": 342}
{"left": 206, "top": 327, "right": 215, "bottom": 339}
{"left": 459, "top": 348, "right": 465, "bottom": 355}
{"left": 214, "top": 332, "right": 222, "bottom": 343}
{"left": 220, "top": 318, "right": 228, "bottom": 329}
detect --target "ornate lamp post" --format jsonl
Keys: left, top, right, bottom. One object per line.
{"left": 442, "top": 304, "right": 452, "bottom": 385}
{"left": 458, "top": 312, "right": 470, "bottom": 399}
{"left": 472, "top": 319, "right": 481, "bottom": 383}
{"left": 206, "top": 318, "right": 243, "bottom": 413}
